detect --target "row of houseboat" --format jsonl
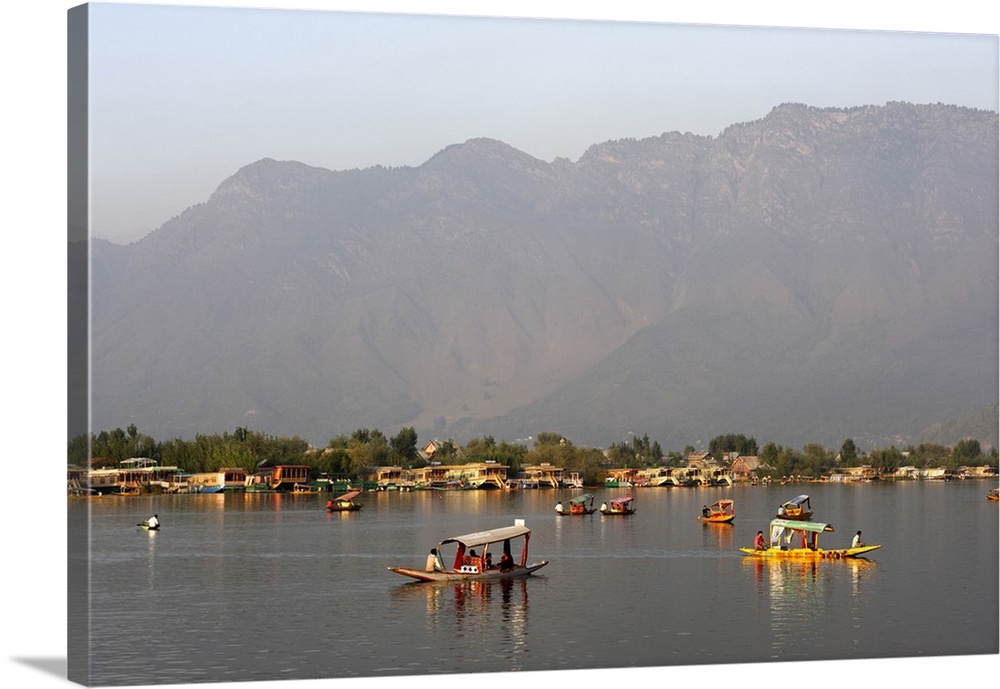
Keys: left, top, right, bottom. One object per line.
{"left": 68, "top": 452, "right": 998, "bottom": 497}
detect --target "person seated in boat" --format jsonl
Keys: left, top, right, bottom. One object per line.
{"left": 777, "top": 505, "right": 786, "bottom": 516}
{"left": 485, "top": 552, "right": 493, "bottom": 569}
{"left": 555, "top": 502, "right": 564, "bottom": 513}
{"left": 498, "top": 552, "right": 514, "bottom": 572}
{"left": 426, "top": 548, "right": 444, "bottom": 572}
{"left": 600, "top": 502, "right": 607, "bottom": 512}
{"left": 754, "top": 530, "right": 767, "bottom": 550}
{"left": 146, "top": 514, "right": 159, "bottom": 529}
{"left": 702, "top": 505, "right": 711, "bottom": 518}
{"left": 326, "top": 499, "right": 334, "bottom": 510}
{"left": 851, "top": 531, "right": 864, "bottom": 548}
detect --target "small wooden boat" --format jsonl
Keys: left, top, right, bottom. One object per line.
{"left": 988, "top": 488, "right": 999, "bottom": 502}
{"left": 600, "top": 496, "right": 635, "bottom": 515}
{"left": 387, "top": 520, "right": 548, "bottom": 582}
{"left": 776, "top": 495, "right": 813, "bottom": 520}
{"left": 740, "top": 518, "right": 881, "bottom": 560}
{"left": 699, "top": 498, "right": 735, "bottom": 524}
{"left": 555, "top": 493, "right": 597, "bottom": 515}
{"left": 137, "top": 518, "right": 160, "bottom": 531}
{"left": 326, "top": 490, "right": 363, "bottom": 512}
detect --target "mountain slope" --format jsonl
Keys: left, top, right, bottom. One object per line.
{"left": 88, "top": 102, "right": 999, "bottom": 449}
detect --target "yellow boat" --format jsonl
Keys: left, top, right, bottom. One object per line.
{"left": 740, "top": 518, "right": 881, "bottom": 560}
{"left": 699, "top": 498, "right": 735, "bottom": 524}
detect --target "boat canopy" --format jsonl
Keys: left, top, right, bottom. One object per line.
{"left": 770, "top": 518, "right": 833, "bottom": 533}
{"left": 569, "top": 493, "right": 595, "bottom": 505}
{"left": 782, "top": 495, "right": 811, "bottom": 507}
{"left": 439, "top": 524, "right": 531, "bottom": 549}
{"left": 335, "top": 490, "right": 361, "bottom": 501}
{"left": 609, "top": 496, "right": 634, "bottom": 505}
{"left": 710, "top": 499, "right": 734, "bottom": 509}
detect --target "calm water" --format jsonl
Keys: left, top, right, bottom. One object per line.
{"left": 72, "top": 481, "right": 998, "bottom": 686}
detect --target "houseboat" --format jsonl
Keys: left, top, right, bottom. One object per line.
{"left": 188, "top": 467, "right": 248, "bottom": 493}
{"left": 740, "top": 518, "right": 881, "bottom": 560}
{"left": 387, "top": 520, "right": 548, "bottom": 582}
{"left": 83, "top": 458, "right": 183, "bottom": 495}
{"left": 518, "top": 464, "right": 563, "bottom": 489}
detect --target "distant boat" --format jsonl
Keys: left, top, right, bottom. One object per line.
{"left": 600, "top": 496, "right": 636, "bottom": 515}
{"left": 740, "top": 518, "right": 881, "bottom": 560}
{"left": 776, "top": 495, "right": 813, "bottom": 520}
{"left": 555, "top": 493, "right": 597, "bottom": 515}
{"left": 387, "top": 520, "right": 548, "bottom": 582}
{"left": 988, "top": 488, "right": 999, "bottom": 502}
{"left": 699, "top": 498, "right": 735, "bottom": 524}
{"left": 326, "top": 491, "right": 363, "bottom": 512}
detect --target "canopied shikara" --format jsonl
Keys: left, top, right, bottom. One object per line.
{"left": 776, "top": 495, "right": 813, "bottom": 520}
{"left": 740, "top": 518, "right": 881, "bottom": 560}
{"left": 699, "top": 498, "right": 735, "bottom": 524}
{"left": 326, "top": 490, "right": 363, "bottom": 512}
{"left": 388, "top": 521, "right": 548, "bottom": 582}
{"left": 556, "top": 493, "right": 597, "bottom": 515}
{"left": 600, "top": 496, "right": 635, "bottom": 515}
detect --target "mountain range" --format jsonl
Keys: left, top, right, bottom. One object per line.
{"left": 86, "top": 102, "right": 999, "bottom": 451}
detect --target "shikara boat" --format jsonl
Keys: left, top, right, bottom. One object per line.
{"left": 776, "top": 495, "right": 813, "bottom": 520}
{"left": 555, "top": 493, "right": 597, "bottom": 515}
{"left": 988, "top": 488, "right": 999, "bottom": 502}
{"left": 600, "top": 496, "right": 636, "bottom": 515}
{"left": 740, "top": 518, "right": 881, "bottom": 560}
{"left": 387, "top": 521, "right": 548, "bottom": 582}
{"left": 326, "top": 490, "right": 363, "bottom": 512}
{"left": 699, "top": 498, "right": 735, "bottom": 524}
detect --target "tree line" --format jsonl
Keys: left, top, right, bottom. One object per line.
{"left": 68, "top": 425, "right": 997, "bottom": 483}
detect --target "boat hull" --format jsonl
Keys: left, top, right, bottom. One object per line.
{"left": 739, "top": 545, "right": 881, "bottom": 560}
{"left": 700, "top": 515, "right": 735, "bottom": 524}
{"left": 388, "top": 561, "right": 548, "bottom": 582}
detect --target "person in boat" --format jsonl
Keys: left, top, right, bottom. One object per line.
{"left": 600, "top": 502, "right": 607, "bottom": 512}
{"left": 145, "top": 514, "right": 159, "bottom": 529}
{"left": 326, "top": 499, "right": 334, "bottom": 510}
{"left": 777, "top": 505, "right": 786, "bottom": 516}
{"left": 425, "top": 548, "right": 444, "bottom": 572}
{"left": 851, "top": 531, "right": 864, "bottom": 548}
{"left": 555, "top": 502, "right": 564, "bottom": 513}
{"left": 485, "top": 552, "right": 493, "bottom": 569}
{"left": 498, "top": 551, "right": 514, "bottom": 572}
{"left": 702, "top": 505, "right": 711, "bottom": 518}
{"left": 754, "top": 530, "right": 767, "bottom": 550}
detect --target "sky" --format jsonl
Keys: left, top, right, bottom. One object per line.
{"left": 83, "top": 1, "right": 1000, "bottom": 244}
{"left": 2, "top": 3, "right": 999, "bottom": 689}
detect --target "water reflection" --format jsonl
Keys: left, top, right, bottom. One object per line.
{"left": 699, "top": 521, "right": 734, "bottom": 551}
{"left": 743, "top": 556, "right": 880, "bottom": 659}
{"left": 391, "top": 578, "right": 531, "bottom": 669}
{"left": 141, "top": 525, "right": 159, "bottom": 592}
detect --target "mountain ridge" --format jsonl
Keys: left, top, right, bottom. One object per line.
{"left": 88, "top": 101, "right": 999, "bottom": 450}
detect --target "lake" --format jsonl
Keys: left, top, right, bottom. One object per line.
{"left": 70, "top": 480, "right": 998, "bottom": 686}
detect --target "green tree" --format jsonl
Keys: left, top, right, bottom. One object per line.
{"left": 953, "top": 439, "right": 983, "bottom": 464}
{"left": 390, "top": 427, "right": 419, "bottom": 465}
{"left": 839, "top": 438, "right": 859, "bottom": 466}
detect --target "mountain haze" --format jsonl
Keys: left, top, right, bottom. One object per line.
{"left": 88, "top": 102, "right": 999, "bottom": 451}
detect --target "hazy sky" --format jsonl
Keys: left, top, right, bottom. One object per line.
{"left": 86, "top": 1, "right": 999, "bottom": 244}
